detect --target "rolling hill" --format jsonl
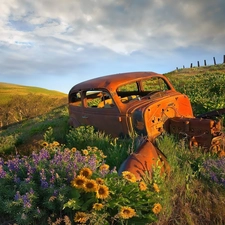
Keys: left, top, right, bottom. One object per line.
{"left": 0, "top": 82, "right": 67, "bottom": 105}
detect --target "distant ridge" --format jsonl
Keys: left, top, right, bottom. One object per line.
{"left": 0, "top": 82, "right": 66, "bottom": 95}
{"left": 0, "top": 82, "right": 67, "bottom": 105}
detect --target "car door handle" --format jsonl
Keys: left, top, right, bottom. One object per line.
{"left": 82, "top": 116, "right": 88, "bottom": 119}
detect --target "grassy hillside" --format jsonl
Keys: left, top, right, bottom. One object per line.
{"left": 0, "top": 65, "right": 225, "bottom": 224}
{"left": 0, "top": 82, "right": 66, "bottom": 105}
{"left": 0, "top": 82, "right": 67, "bottom": 128}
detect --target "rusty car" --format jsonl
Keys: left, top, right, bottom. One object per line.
{"left": 68, "top": 72, "right": 225, "bottom": 179}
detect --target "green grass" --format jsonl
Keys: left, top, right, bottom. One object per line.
{"left": 1, "top": 65, "right": 225, "bottom": 224}
{"left": 0, "top": 105, "right": 69, "bottom": 157}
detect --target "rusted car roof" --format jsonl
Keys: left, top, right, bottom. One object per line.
{"left": 69, "top": 71, "right": 168, "bottom": 93}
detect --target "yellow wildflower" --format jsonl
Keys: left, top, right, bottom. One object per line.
{"left": 152, "top": 203, "right": 162, "bottom": 214}
{"left": 83, "top": 179, "right": 98, "bottom": 192}
{"left": 99, "top": 164, "right": 109, "bottom": 171}
{"left": 96, "top": 185, "right": 109, "bottom": 199}
{"left": 93, "top": 203, "right": 104, "bottom": 211}
{"left": 122, "top": 171, "right": 136, "bottom": 183}
{"left": 71, "top": 175, "right": 86, "bottom": 189}
{"left": 153, "top": 183, "right": 160, "bottom": 193}
{"left": 41, "top": 141, "right": 48, "bottom": 147}
{"left": 49, "top": 196, "right": 56, "bottom": 202}
{"left": 82, "top": 149, "right": 89, "bottom": 155}
{"left": 119, "top": 206, "right": 136, "bottom": 219}
{"left": 96, "top": 178, "right": 104, "bottom": 185}
{"left": 71, "top": 147, "right": 77, "bottom": 153}
{"left": 139, "top": 181, "right": 147, "bottom": 191}
{"left": 52, "top": 141, "right": 60, "bottom": 146}
{"left": 80, "top": 167, "right": 93, "bottom": 178}
{"left": 74, "top": 212, "right": 89, "bottom": 223}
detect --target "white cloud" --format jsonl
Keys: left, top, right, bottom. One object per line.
{"left": 0, "top": 0, "right": 225, "bottom": 93}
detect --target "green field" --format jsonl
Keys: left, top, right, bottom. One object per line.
{"left": 0, "top": 65, "right": 225, "bottom": 225}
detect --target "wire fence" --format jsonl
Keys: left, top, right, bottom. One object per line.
{"left": 176, "top": 55, "right": 225, "bottom": 70}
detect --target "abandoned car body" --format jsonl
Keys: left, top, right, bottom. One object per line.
{"left": 68, "top": 72, "right": 224, "bottom": 179}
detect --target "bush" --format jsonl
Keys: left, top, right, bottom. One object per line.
{"left": 0, "top": 142, "right": 163, "bottom": 225}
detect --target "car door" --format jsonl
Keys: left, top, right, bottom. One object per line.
{"left": 82, "top": 89, "right": 125, "bottom": 137}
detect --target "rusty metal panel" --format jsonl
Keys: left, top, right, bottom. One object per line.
{"left": 169, "top": 117, "right": 223, "bottom": 150}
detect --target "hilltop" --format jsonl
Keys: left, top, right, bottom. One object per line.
{"left": 164, "top": 63, "right": 225, "bottom": 77}
{"left": 0, "top": 82, "right": 67, "bottom": 105}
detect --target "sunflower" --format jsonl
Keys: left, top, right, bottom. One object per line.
{"left": 122, "top": 171, "right": 136, "bottom": 183}
{"left": 96, "top": 178, "right": 104, "bottom": 185}
{"left": 153, "top": 183, "right": 160, "bottom": 193}
{"left": 82, "top": 149, "right": 89, "bottom": 155}
{"left": 79, "top": 167, "right": 93, "bottom": 178}
{"left": 139, "top": 181, "right": 147, "bottom": 191}
{"left": 99, "top": 164, "right": 109, "bottom": 171}
{"left": 41, "top": 141, "right": 48, "bottom": 147}
{"left": 93, "top": 203, "right": 104, "bottom": 211}
{"left": 52, "top": 141, "right": 60, "bottom": 147}
{"left": 96, "top": 185, "right": 109, "bottom": 199}
{"left": 83, "top": 179, "right": 98, "bottom": 192}
{"left": 74, "top": 212, "right": 89, "bottom": 223}
{"left": 71, "top": 147, "right": 77, "bottom": 153}
{"left": 119, "top": 206, "right": 136, "bottom": 219}
{"left": 152, "top": 203, "right": 162, "bottom": 214}
{"left": 71, "top": 175, "right": 86, "bottom": 189}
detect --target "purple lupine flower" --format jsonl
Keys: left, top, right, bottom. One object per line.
{"left": 50, "top": 169, "right": 56, "bottom": 184}
{"left": 0, "top": 165, "right": 6, "bottom": 178}
{"left": 87, "top": 155, "right": 98, "bottom": 171}
{"left": 41, "top": 180, "right": 49, "bottom": 188}
{"left": 40, "top": 169, "right": 49, "bottom": 188}
{"left": 0, "top": 158, "right": 4, "bottom": 166}
{"left": 37, "top": 207, "right": 41, "bottom": 214}
{"left": 7, "top": 156, "right": 23, "bottom": 172}
{"left": 110, "top": 166, "right": 117, "bottom": 174}
{"left": 14, "top": 174, "right": 21, "bottom": 184}
{"left": 74, "top": 151, "right": 86, "bottom": 164}
{"left": 14, "top": 191, "right": 21, "bottom": 201}
{"left": 53, "top": 190, "right": 59, "bottom": 196}
{"left": 22, "top": 193, "right": 32, "bottom": 209}
{"left": 202, "top": 157, "right": 225, "bottom": 187}
{"left": 32, "top": 149, "right": 50, "bottom": 165}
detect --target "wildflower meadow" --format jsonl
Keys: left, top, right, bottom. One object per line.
{"left": 0, "top": 140, "right": 163, "bottom": 225}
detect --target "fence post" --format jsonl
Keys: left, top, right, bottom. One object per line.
{"left": 204, "top": 60, "right": 207, "bottom": 66}
{"left": 197, "top": 61, "right": 200, "bottom": 67}
{"left": 190, "top": 63, "right": 193, "bottom": 68}
{"left": 223, "top": 55, "right": 225, "bottom": 63}
{"left": 213, "top": 57, "right": 216, "bottom": 65}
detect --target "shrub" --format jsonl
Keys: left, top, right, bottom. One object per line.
{"left": 0, "top": 142, "right": 163, "bottom": 225}
{"left": 66, "top": 126, "right": 132, "bottom": 169}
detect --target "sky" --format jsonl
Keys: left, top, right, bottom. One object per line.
{"left": 0, "top": 0, "right": 225, "bottom": 94}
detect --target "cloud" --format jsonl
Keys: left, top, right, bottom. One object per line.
{"left": 0, "top": 0, "right": 225, "bottom": 93}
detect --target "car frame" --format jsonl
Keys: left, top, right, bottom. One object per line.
{"left": 68, "top": 71, "right": 224, "bottom": 179}
{"left": 68, "top": 71, "right": 193, "bottom": 140}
